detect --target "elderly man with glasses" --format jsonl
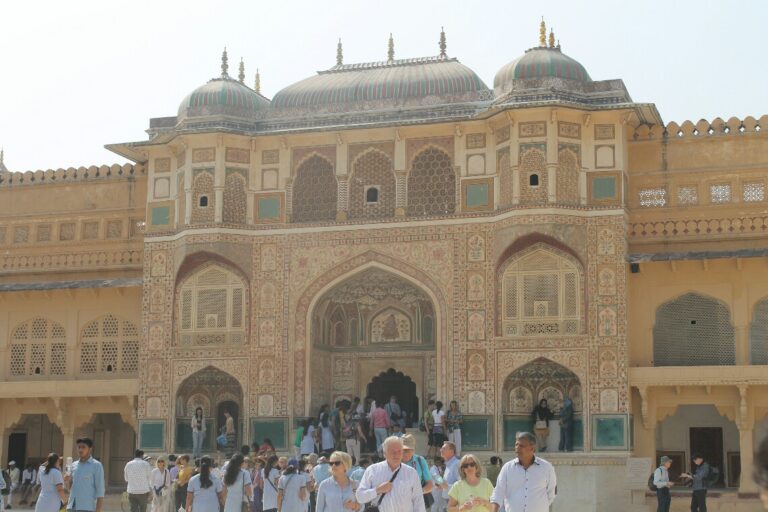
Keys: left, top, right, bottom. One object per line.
{"left": 356, "top": 436, "right": 425, "bottom": 512}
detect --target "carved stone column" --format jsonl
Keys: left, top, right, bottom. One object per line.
{"left": 336, "top": 176, "right": 348, "bottom": 221}
{"left": 395, "top": 171, "right": 407, "bottom": 217}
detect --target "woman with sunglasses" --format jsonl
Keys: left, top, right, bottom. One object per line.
{"left": 315, "top": 451, "right": 360, "bottom": 512}
{"left": 447, "top": 454, "right": 493, "bottom": 512}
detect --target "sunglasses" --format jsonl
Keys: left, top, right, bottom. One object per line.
{"left": 329, "top": 460, "right": 344, "bottom": 467}
{"left": 460, "top": 463, "right": 477, "bottom": 469}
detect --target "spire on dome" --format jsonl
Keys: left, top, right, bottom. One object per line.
{"left": 387, "top": 33, "right": 394, "bottom": 62}
{"left": 549, "top": 28, "right": 555, "bottom": 48}
{"left": 336, "top": 38, "right": 343, "bottom": 66}
{"left": 238, "top": 58, "right": 245, "bottom": 83}
{"left": 539, "top": 17, "right": 546, "bottom": 47}
{"left": 0, "top": 148, "right": 7, "bottom": 173}
{"left": 439, "top": 27, "right": 447, "bottom": 58}
{"left": 221, "top": 47, "right": 229, "bottom": 77}
{"left": 254, "top": 69, "right": 261, "bottom": 95}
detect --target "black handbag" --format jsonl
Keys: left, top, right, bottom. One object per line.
{"left": 417, "top": 456, "right": 435, "bottom": 509}
{"left": 364, "top": 466, "right": 401, "bottom": 512}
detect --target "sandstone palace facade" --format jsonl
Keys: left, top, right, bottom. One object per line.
{"left": 1, "top": 25, "right": 767, "bottom": 511}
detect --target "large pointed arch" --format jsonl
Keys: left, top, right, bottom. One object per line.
{"left": 293, "top": 251, "right": 449, "bottom": 417}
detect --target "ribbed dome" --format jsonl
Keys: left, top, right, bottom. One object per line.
{"left": 271, "top": 57, "right": 490, "bottom": 112}
{"left": 494, "top": 47, "right": 591, "bottom": 97}
{"left": 178, "top": 77, "right": 270, "bottom": 121}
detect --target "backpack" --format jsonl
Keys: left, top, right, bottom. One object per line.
{"left": 647, "top": 470, "right": 657, "bottom": 492}
{"left": 706, "top": 466, "right": 720, "bottom": 488}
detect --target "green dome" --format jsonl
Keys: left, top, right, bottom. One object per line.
{"left": 494, "top": 47, "right": 591, "bottom": 96}
{"left": 178, "top": 77, "right": 270, "bottom": 121}
{"left": 271, "top": 57, "right": 490, "bottom": 112}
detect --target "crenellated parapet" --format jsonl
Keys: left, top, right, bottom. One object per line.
{"left": 0, "top": 163, "right": 145, "bottom": 186}
{"left": 633, "top": 115, "right": 767, "bottom": 140}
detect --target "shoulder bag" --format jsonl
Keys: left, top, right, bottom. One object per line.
{"left": 364, "top": 466, "right": 401, "bottom": 512}
{"left": 417, "top": 456, "right": 435, "bottom": 508}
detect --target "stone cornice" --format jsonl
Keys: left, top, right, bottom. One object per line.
{"left": 630, "top": 366, "right": 768, "bottom": 387}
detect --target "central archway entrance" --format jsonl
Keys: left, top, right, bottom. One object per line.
{"left": 306, "top": 265, "right": 439, "bottom": 421}
{"left": 366, "top": 368, "right": 419, "bottom": 427}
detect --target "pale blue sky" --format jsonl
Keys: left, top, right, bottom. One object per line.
{"left": 0, "top": 0, "right": 765, "bottom": 171}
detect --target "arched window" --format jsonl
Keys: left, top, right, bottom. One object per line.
{"left": 292, "top": 155, "right": 337, "bottom": 222}
{"left": 407, "top": 147, "right": 455, "bottom": 216}
{"left": 178, "top": 265, "right": 247, "bottom": 346}
{"left": 498, "top": 244, "right": 582, "bottom": 336}
{"left": 749, "top": 297, "right": 768, "bottom": 364}
{"left": 79, "top": 315, "right": 139, "bottom": 376}
{"left": 653, "top": 293, "right": 735, "bottom": 366}
{"left": 9, "top": 317, "right": 67, "bottom": 378}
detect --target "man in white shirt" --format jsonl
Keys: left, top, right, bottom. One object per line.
{"left": 356, "top": 436, "right": 426, "bottom": 512}
{"left": 124, "top": 449, "right": 152, "bottom": 512}
{"left": 491, "top": 431, "right": 556, "bottom": 512}
{"left": 5, "top": 462, "right": 20, "bottom": 509}
{"left": 18, "top": 464, "right": 37, "bottom": 505}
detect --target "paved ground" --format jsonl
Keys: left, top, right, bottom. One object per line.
{"left": 9, "top": 493, "right": 126, "bottom": 512}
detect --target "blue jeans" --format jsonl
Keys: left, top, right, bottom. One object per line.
{"left": 374, "top": 427, "right": 388, "bottom": 455}
{"left": 193, "top": 430, "right": 205, "bottom": 458}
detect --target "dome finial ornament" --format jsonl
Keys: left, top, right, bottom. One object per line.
{"left": 549, "top": 29, "right": 555, "bottom": 48}
{"left": 336, "top": 38, "right": 343, "bottom": 66}
{"left": 238, "top": 58, "right": 245, "bottom": 83}
{"left": 439, "top": 26, "right": 447, "bottom": 58}
{"left": 539, "top": 17, "right": 547, "bottom": 47}
{"left": 221, "top": 47, "right": 229, "bottom": 77}
{"left": 254, "top": 69, "right": 261, "bottom": 95}
{"left": 387, "top": 33, "right": 395, "bottom": 63}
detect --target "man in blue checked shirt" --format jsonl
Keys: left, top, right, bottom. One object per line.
{"left": 65, "top": 438, "right": 105, "bottom": 512}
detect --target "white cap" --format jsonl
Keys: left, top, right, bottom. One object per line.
{"left": 8, "top": 461, "right": 15, "bottom": 465}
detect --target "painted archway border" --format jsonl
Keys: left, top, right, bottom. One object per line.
{"left": 495, "top": 349, "right": 589, "bottom": 451}
{"left": 292, "top": 250, "right": 450, "bottom": 417}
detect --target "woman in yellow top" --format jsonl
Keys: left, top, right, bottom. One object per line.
{"left": 447, "top": 454, "right": 494, "bottom": 512}
{"left": 174, "top": 455, "right": 194, "bottom": 512}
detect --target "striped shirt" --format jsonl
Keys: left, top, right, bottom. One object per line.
{"left": 356, "top": 461, "right": 426, "bottom": 512}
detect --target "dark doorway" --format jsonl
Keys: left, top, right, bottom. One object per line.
{"left": 366, "top": 369, "right": 419, "bottom": 428}
{"left": 8, "top": 433, "right": 26, "bottom": 469}
{"left": 690, "top": 427, "right": 724, "bottom": 487}
{"left": 217, "top": 401, "right": 239, "bottom": 441}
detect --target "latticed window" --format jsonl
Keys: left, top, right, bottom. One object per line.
{"left": 292, "top": 155, "right": 337, "bottom": 222}
{"left": 750, "top": 297, "right": 768, "bottom": 364}
{"left": 639, "top": 187, "right": 666, "bottom": 207}
{"left": 407, "top": 148, "right": 456, "bottom": 216}
{"left": 710, "top": 184, "right": 732, "bottom": 204}
{"left": 653, "top": 293, "right": 735, "bottom": 366}
{"left": 499, "top": 245, "right": 582, "bottom": 336}
{"left": 178, "top": 265, "right": 247, "bottom": 346}
{"left": 9, "top": 317, "right": 67, "bottom": 378}
{"left": 677, "top": 185, "right": 698, "bottom": 205}
{"left": 743, "top": 182, "right": 765, "bottom": 203}
{"left": 79, "top": 315, "right": 139, "bottom": 376}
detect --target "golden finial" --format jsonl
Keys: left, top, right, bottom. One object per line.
{"left": 539, "top": 17, "right": 546, "bottom": 47}
{"left": 221, "top": 47, "right": 229, "bottom": 77}
{"left": 336, "top": 38, "right": 343, "bottom": 66}
{"left": 238, "top": 58, "right": 245, "bottom": 83}
{"left": 439, "top": 26, "right": 447, "bottom": 58}
{"left": 254, "top": 69, "right": 261, "bottom": 95}
{"left": 549, "top": 29, "right": 555, "bottom": 48}
{"left": 387, "top": 33, "right": 395, "bottom": 62}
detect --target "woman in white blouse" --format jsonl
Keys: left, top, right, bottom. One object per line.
{"left": 150, "top": 457, "right": 173, "bottom": 512}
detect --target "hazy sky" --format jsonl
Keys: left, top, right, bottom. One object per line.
{"left": 1, "top": 0, "right": 765, "bottom": 171}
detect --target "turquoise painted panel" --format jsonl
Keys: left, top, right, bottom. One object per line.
{"left": 140, "top": 421, "right": 165, "bottom": 451}
{"left": 592, "top": 177, "right": 617, "bottom": 199}
{"left": 593, "top": 415, "right": 627, "bottom": 450}
{"left": 573, "top": 418, "right": 584, "bottom": 451}
{"left": 462, "top": 416, "right": 492, "bottom": 450}
{"left": 151, "top": 206, "right": 170, "bottom": 226}
{"left": 466, "top": 183, "right": 489, "bottom": 208}
{"left": 258, "top": 197, "right": 281, "bottom": 219}
{"left": 174, "top": 419, "right": 214, "bottom": 452}
{"left": 252, "top": 418, "right": 288, "bottom": 450}
{"left": 503, "top": 416, "right": 533, "bottom": 450}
